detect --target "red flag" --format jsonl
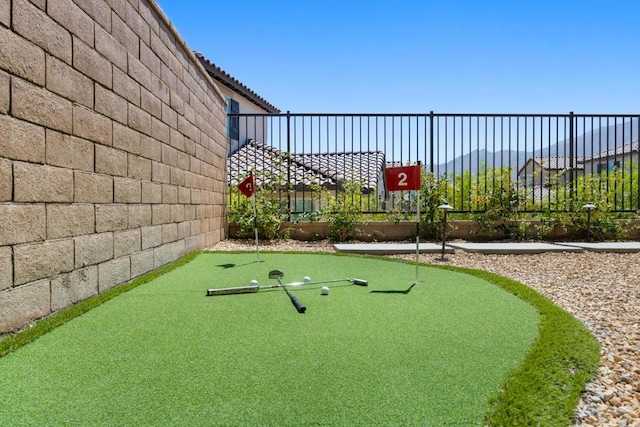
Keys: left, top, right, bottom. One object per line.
{"left": 386, "top": 165, "right": 421, "bottom": 192}
{"left": 238, "top": 174, "right": 255, "bottom": 198}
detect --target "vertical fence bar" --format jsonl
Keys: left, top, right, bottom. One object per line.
{"left": 569, "top": 111, "right": 575, "bottom": 208}
{"left": 429, "top": 111, "right": 434, "bottom": 174}
{"left": 286, "top": 111, "right": 291, "bottom": 220}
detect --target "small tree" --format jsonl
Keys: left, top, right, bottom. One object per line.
{"left": 320, "top": 179, "right": 365, "bottom": 242}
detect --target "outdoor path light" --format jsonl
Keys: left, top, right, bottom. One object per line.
{"left": 438, "top": 203, "right": 454, "bottom": 260}
{"left": 583, "top": 203, "right": 596, "bottom": 241}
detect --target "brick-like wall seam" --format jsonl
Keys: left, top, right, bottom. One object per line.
{"left": 0, "top": 0, "right": 228, "bottom": 334}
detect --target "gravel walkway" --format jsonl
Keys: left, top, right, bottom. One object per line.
{"left": 209, "top": 239, "right": 639, "bottom": 426}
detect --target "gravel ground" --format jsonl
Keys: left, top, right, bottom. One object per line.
{"left": 209, "top": 239, "right": 640, "bottom": 427}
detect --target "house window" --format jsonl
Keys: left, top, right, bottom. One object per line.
{"left": 597, "top": 161, "right": 621, "bottom": 174}
{"left": 293, "top": 199, "right": 313, "bottom": 213}
{"left": 227, "top": 98, "right": 240, "bottom": 141}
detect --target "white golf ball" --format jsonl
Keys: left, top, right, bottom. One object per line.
{"left": 303, "top": 276, "right": 311, "bottom": 284}
{"left": 250, "top": 279, "right": 259, "bottom": 286}
{"left": 321, "top": 286, "right": 329, "bottom": 295}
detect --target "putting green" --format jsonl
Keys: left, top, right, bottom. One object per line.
{"left": 0, "top": 252, "right": 539, "bottom": 426}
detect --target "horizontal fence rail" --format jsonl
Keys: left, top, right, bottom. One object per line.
{"left": 227, "top": 112, "right": 640, "bottom": 216}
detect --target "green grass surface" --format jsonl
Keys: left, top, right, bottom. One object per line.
{"left": 0, "top": 251, "right": 595, "bottom": 426}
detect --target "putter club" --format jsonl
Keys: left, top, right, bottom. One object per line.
{"left": 270, "top": 270, "right": 306, "bottom": 314}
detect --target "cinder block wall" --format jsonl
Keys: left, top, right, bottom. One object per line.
{"left": 0, "top": 0, "right": 228, "bottom": 334}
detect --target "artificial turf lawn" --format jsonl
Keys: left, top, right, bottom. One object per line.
{"left": 0, "top": 252, "right": 540, "bottom": 426}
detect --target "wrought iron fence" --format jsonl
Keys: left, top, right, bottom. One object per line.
{"left": 227, "top": 112, "right": 640, "bottom": 216}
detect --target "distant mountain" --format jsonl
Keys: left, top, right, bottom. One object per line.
{"left": 425, "top": 118, "right": 639, "bottom": 176}
{"left": 536, "top": 117, "right": 639, "bottom": 157}
{"left": 426, "top": 150, "right": 531, "bottom": 177}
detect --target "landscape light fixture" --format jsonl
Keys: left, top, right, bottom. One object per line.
{"left": 438, "top": 203, "right": 454, "bottom": 260}
{"left": 583, "top": 203, "right": 596, "bottom": 241}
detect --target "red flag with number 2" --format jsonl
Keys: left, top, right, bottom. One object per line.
{"left": 238, "top": 174, "right": 255, "bottom": 197}
{"left": 386, "top": 165, "right": 421, "bottom": 192}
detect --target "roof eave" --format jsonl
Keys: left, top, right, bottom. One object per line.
{"left": 195, "top": 53, "right": 281, "bottom": 114}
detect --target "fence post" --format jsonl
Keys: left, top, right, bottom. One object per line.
{"left": 286, "top": 111, "right": 292, "bottom": 221}
{"left": 429, "top": 111, "right": 434, "bottom": 174}
{"left": 569, "top": 111, "right": 575, "bottom": 208}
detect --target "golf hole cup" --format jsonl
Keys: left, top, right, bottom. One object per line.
{"left": 321, "top": 286, "right": 329, "bottom": 296}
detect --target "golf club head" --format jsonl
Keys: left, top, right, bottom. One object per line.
{"left": 268, "top": 269, "right": 284, "bottom": 280}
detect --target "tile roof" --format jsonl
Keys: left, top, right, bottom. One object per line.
{"left": 531, "top": 156, "right": 585, "bottom": 170}
{"left": 585, "top": 140, "right": 639, "bottom": 161}
{"left": 227, "top": 140, "right": 385, "bottom": 193}
{"left": 195, "top": 53, "right": 280, "bottom": 114}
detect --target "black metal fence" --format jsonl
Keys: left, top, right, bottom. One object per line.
{"left": 227, "top": 112, "right": 640, "bottom": 215}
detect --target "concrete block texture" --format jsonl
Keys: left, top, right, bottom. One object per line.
{"left": 95, "top": 25, "right": 126, "bottom": 72}
{"left": 0, "top": 204, "right": 46, "bottom": 246}
{"left": 12, "top": 77, "right": 73, "bottom": 133}
{"left": 95, "top": 144, "right": 127, "bottom": 177}
{"left": 45, "top": 130, "right": 94, "bottom": 171}
{"left": 0, "top": 159, "right": 11, "bottom": 201}
{"left": 74, "top": 232, "right": 113, "bottom": 268}
{"left": 114, "top": 177, "right": 142, "bottom": 203}
{"left": 130, "top": 249, "right": 154, "bottom": 278}
{"left": 74, "top": 0, "right": 111, "bottom": 31}
{"left": 162, "top": 222, "right": 178, "bottom": 243}
{"left": 141, "top": 224, "right": 162, "bottom": 250}
{"left": 74, "top": 171, "right": 113, "bottom": 203}
{"left": 0, "top": 246, "right": 12, "bottom": 291}
{"left": 0, "top": 114, "right": 46, "bottom": 163}
{"left": 95, "top": 204, "right": 128, "bottom": 232}
{"left": 128, "top": 204, "right": 152, "bottom": 228}
{"left": 113, "top": 67, "right": 141, "bottom": 105}
{"left": 51, "top": 265, "right": 98, "bottom": 311}
{"left": 98, "top": 256, "right": 130, "bottom": 292}
{"left": 128, "top": 103, "right": 152, "bottom": 136}
{"left": 47, "top": 204, "right": 95, "bottom": 239}
{"left": 48, "top": 0, "right": 95, "bottom": 46}
{"left": 14, "top": 239, "right": 74, "bottom": 285}
{"left": 28, "top": 0, "right": 46, "bottom": 10}
{"left": 46, "top": 56, "right": 94, "bottom": 108}
{"left": 113, "top": 228, "right": 141, "bottom": 258}
{"left": 141, "top": 87, "right": 162, "bottom": 119}
{"left": 112, "top": 12, "right": 139, "bottom": 58}
{"left": 14, "top": 162, "right": 74, "bottom": 203}
{"left": 12, "top": 0, "right": 72, "bottom": 65}
{"left": 152, "top": 204, "right": 171, "bottom": 225}
{"left": 73, "top": 37, "right": 112, "bottom": 89}
{"left": 113, "top": 122, "right": 141, "bottom": 154}
{"left": 73, "top": 103, "right": 113, "bottom": 146}
{"left": 154, "top": 240, "right": 185, "bottom": 268}
{"left": 0, "top": 0, "right": 226, "bottom": 334}
{"left": 0, "top": 69, "right": 9, "bottom": 113}
{"left": 0, "top": 280, "right": 51, "bottom": 334}
{"left": 127, "top": 154, "right": 152, "bottom": 181}
{"left": 96, "top": 85, "right": 128, "bottom": 125}
{"left": 0, "top": 0, "right": 9, "bottom": 27}
{"left": 141, "top": 181, "right": 162, "bottom": 203}
{"left": 125, "top": 1, "right": 150, "bottom": 44}
{"left": 0, "top": 26, "right": 46, "bottom": 85}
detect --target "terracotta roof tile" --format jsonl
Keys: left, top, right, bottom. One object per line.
{"left": 227, "top": 140, "right": 385, "bottom": 193}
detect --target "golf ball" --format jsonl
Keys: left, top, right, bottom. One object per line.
{"left": 321, "top": 286, "right": 329, "bottom": 295}
{"left": 303, "top": 276, "right": 311, "bottom": 284}
{"left": 250, "top": 279, "right": 259, "bottom": 286}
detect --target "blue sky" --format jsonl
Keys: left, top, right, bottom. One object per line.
{"left": 155, "top": 1, "right": 640, "bottom": 114}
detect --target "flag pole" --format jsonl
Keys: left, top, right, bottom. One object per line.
{"left": 414, "top": 161, "right": 421, "bottom": 284}
{"left": 251, "top": 175, "right": 260, "bottom": 263}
